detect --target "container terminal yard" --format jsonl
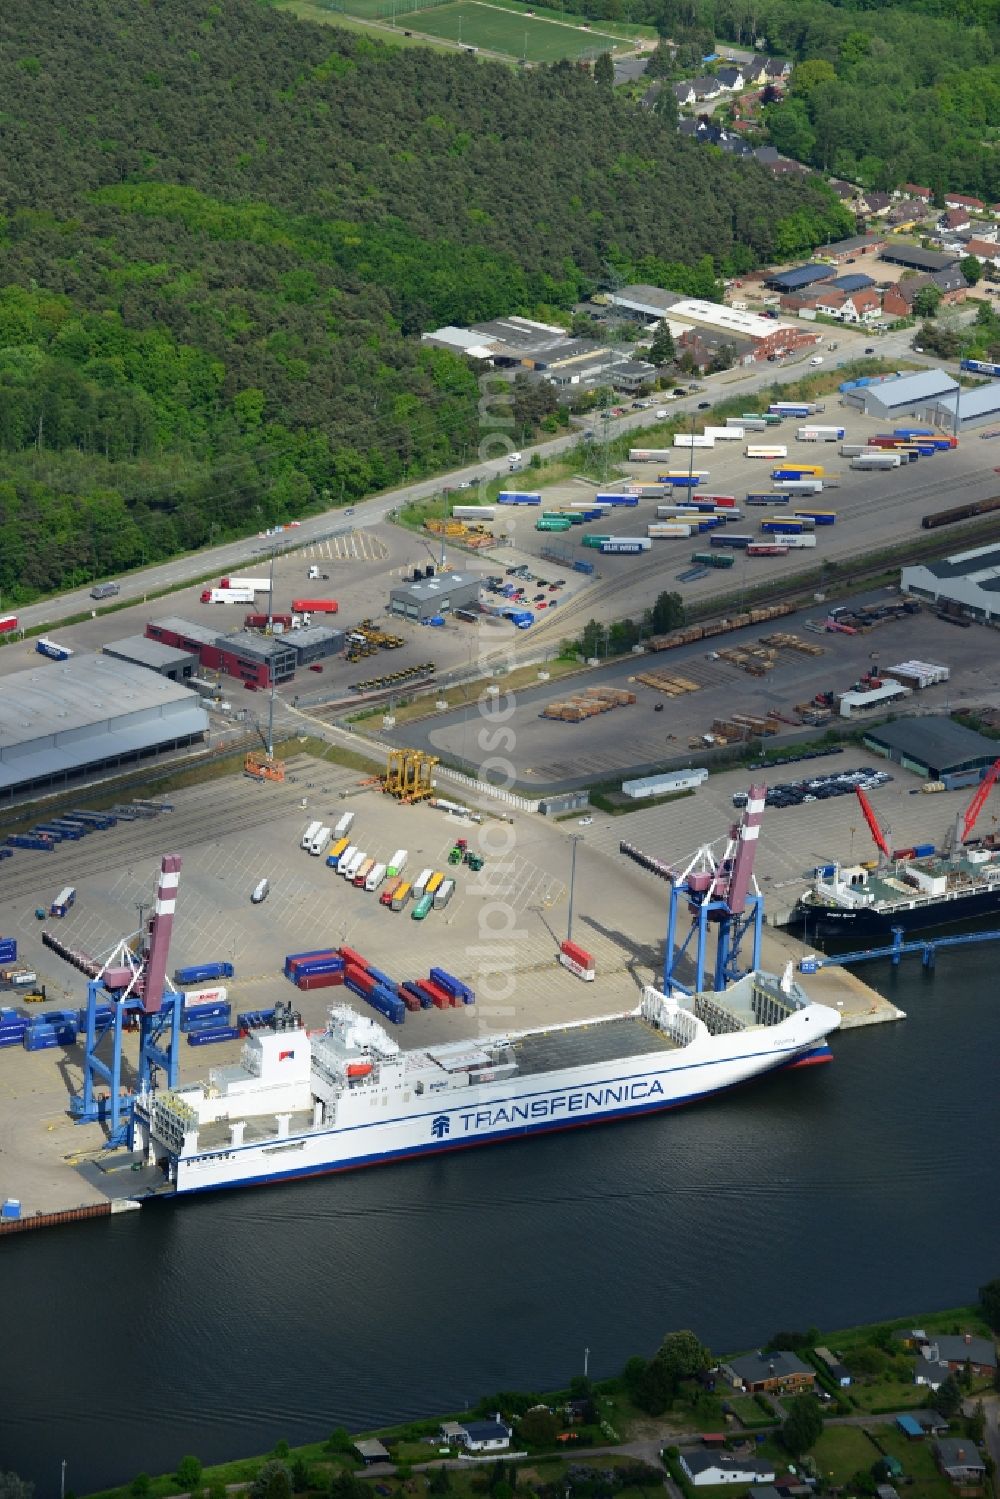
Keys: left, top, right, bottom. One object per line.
{"left": 0, "top": 737, "right": 947, "bottom": 1225}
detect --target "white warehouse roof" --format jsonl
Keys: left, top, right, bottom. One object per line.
{"left": 666, "top": 299, "right": 799, "bottom": 339}
{"left": 0, "top": 654, "right": 208, "bottom": 794}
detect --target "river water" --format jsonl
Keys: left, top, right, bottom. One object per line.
{"left": 3, "top": 948, "right": 998, "bottom": 1496}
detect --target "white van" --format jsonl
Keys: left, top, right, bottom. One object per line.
{"left": 809, "top": 356, "right": 824, "bottom": 366}
{"left": 301, "top": 819, "right": 322, "bottom": 850}
{"left": 251, "top": 878, "right": 270, "bottom": 904}
{"left": 308, "top": 825, "right": 332, "bottom": 857}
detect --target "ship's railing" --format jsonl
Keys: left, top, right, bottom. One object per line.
{"left": 693, "top": 993, "right": 749, "bottom": 1035}
{"left": 641, "top": 987, "right": 706, "bottom": 1047}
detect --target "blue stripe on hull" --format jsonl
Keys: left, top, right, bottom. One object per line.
{"left": 167, "top": 1043, "right": 832, "bottom": 1199}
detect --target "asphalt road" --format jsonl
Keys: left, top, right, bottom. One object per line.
{"left": 9, "top": 321, "right": 936, "bottom": 638}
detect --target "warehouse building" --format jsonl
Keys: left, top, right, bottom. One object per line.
{"left": 878, "top": 244, "right": 958, "bottom": 274}
{"left": 862, "top": 717, "right": 999, "bottom": 786}
{"left": 842, "top": 368, "right": 958, "bottom": 420}
{"left": 389, "top": 571, "right": 485, "bottom": 621}
{"left": 608, "top": 285, "right": 685, "bottom": 320}
{"left": 0, "top": 655, "right": 208, "bottom": 802}
{"left": 284, "top": 624, "right": 345, "bottom": 667}
{"left": 763, "top": 264, "right": 835, "bottom": 295}
{"left": 665, "top": 299, "right": 819, "bottom": 360}
{"left": 928, "top": 382, "right": 1000, "bottom": 433}
{"left": 102, "top": 634, "right": 197, "bottom": 682}
{"left": 902, "top": 542, "right": 1000, "bottom": 622}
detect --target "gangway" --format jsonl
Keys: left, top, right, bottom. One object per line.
{"left": 805, "top": 924, "right": 1000, "bottom": 971}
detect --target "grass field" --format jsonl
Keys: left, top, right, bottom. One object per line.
{"left": 485, "top": 0, "right": 659, "bottom": 41}
{"left": 393, "top": 0, "right": 632, "bottom": 59}
{"left": 278, "top": 0, "right": 463, "bottom": 50}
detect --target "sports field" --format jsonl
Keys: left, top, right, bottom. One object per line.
{"left": 406, "top": 1, "right": 628, "bottom": 58}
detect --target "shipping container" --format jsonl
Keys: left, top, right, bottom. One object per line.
{"left": 452, "top": 505, "right": 496, "bottom": 520}
{"left": 648, "top": 524, "right": 693, "bottom": 538}
{"left": 69, "top": 810, "right": 117, "bottom": 829}
{"left": 333, "top": 812, "right": 355, "bottom": 839}
{"left": 336, "top": 845, "right": 359, "bottom": 878}
{"left": 773, "top": 478, "right": 824, "bottom": 493}
{"left": 709, "top": 533, "right": 752, "bottom": 549}
{"left": 429, "top": 967, "right": 474, "bottom": 1004}
{"left": 291, "top": 598, "right": 338, "bottom": 614}
{"left": 49, "top": 886, "right": 77, "bottom": 918}
{"left": 732, "top": 416, "right": 766, "bottom": 431}
{"left": 424, "top": 871, "right": 445, "bottom": 898}
{"left": 746, "top": 492, "right": 788, "bottom": 506}
{"left": 187, "top": 1026, "right": 241, "bottom": 1046}
{"left": 746, "top": 542, "right": 790, "bottom": 556}
{"left": 182, "top": 984, "right": 229, "bottom": 1007}
{"left": 746, "top": 445, "right": 787, "bottom": 459}
{"left": 796, "top": 426, "right": 845, "bottom": 441}
{"left": 391, "top": 881, "right": 412, "bottom": 911}
{"left": 386, "top": 849, "right": 408, "bottom": 878}
{"left": 598, "top": 538, "right": 652, "bottom": 554}
{"left": 775, "top": 532, "right": 817, "bottom": 548}
{"left": 673, "top": 434, "right": 714, "bottom": 449}
{"left": 536, "top": 517, "right": 572, "bottom": 532}
{"left": 301, "top": 819, "right": 323, "bottom": 850}
{"left": 628, "top": 449, "right": 673, "bottom": 462}
{"left": 852, "top": 453, "right": 901, "bottom": 469}
{"left": 761, "top": 517, "right": 806, "bottom": 533}
{"left": 433, "top": 878, "right": 455, "bottom": 910}
{"left": 412, "top": 867, "right": 434, "bottom": 899}
{"left": 594, "top": 493, "right": 640, "bottom": 506}
{"left": 496, "top": 491, "right": 542, "bottom": 505}
{"left": 792, "top": 510, "right": 835, "bottom": 525}
{"left": 296, "top": 970, "right": 345, "bottom": 991}
{"left": 221, "top": 576, "right": 271, "bottom": 592}
{"left": 691, "top": 551, "right": 735, "bottom": 569}
{"left": 325, "top": 837, "right": 351, "bottom": 868}
{"left": 772, "top": 464, "right": 825, "bottom": 478}
{"left": 174, "top": 961, "right": 234, "bottom": 983}
{"left": 6, "top": 835, "right": 54, "bottom": 851}
{"left": 36, "top": 637, "right": 74, "bottom": 660}
{"left": 411, "top": 893, "right": 434, "bottom": 921}
{"left": 0, "top": 613, "right": 19, "bottom": 635}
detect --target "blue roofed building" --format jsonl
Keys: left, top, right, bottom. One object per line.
{"left": 764, "top": 264, "right": 836, "bottom": 294}
{"left": 824, "top": 273, "right": 876, "bottom": 293}
{"left": 441, "top": 1416, "right": 512, "bottom": 1452}
{"left": 897, "top": 1415, "right": 926, "bottom": 1440}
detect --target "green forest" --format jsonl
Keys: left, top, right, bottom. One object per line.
{"left": 0, "top": 0, "right": 851, "bottom": 604}
{"left": 534, "top": 0, "right": 1000, "bottom": 199}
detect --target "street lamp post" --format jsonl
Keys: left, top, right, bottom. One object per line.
{"left": 567, "top": 834, "right": 582, "bottom": 942}
{"left": 61, "top": 1460, "right": 67, "bottom": 1499}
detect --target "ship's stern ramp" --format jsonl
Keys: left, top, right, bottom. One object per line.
{"left": 642, "top": 967, "right": 840, "bottom": 1055}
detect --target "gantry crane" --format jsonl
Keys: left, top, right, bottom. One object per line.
{"left": 943, "top": 755, "right": 1000, "bottom": 856}
{"left": 72, "top": 854, "right": 184, "bottom": 1148}
{"left": 663, "top": 785, "right": 767, "bottom": 995}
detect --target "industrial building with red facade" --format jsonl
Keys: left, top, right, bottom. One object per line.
{"left": 145, "top": 617, "right": 344, "bottom": 688}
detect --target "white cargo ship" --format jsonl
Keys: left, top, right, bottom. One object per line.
{"left": 134, "top": 971, "right": 840, "bottom": 1197}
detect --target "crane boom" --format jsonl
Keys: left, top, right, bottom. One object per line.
{"left": 855, "top": 786, "right": 890, "bottom": 857}
{"left": 726, "top": 783, "right": 766, "bottom": 914}
{"left": 962, "top": 757, "right": 1000, "bottom": 844}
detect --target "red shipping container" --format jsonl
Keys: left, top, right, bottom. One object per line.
{"left": 297, "top": 970, "right": 345, "bottom": 991}
{"left": 420, "top": 979, "right": 452, "bottom": 1008}
{"left": 344, "top": 964, "right": 374, "bottom": 993}
{"left": 339, "top": 946, "right": 368, "bottom": 971}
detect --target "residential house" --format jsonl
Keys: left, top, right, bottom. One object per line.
{"left": 815, "top": 1346, "right": 852, "bottom": 1386}
{"left": 860, "top": 190, "right": 893, "bottom": 217}
{"left": 639, "top": 81, "right": 663, "bottom": 111}
{"left": 716, "top": 66, "right": 745, "bottom": 91}
{"left": 740, "top": 59, "right": 770, "bottom": 86}
{"left": 722, "top": 1350, "right": 817, "bottom": 1394}
{"left": 675, "top": 327, "right": 756, "bottom": 369}
{"left": 763, "top": 57, "right": 793, "bottom": 81}
{"left": 941, "top": 208, "right": 972, "bottom": 234}
{"left": 680, "top": 1452, "right": 778, "bottom": 1488}
{"left": 903, "top": 183, "right": 934, "bottom": 201}
{"left": 441, "top": 1417, "right": 511, "bottom": 1453}
{"left": 691, "top": 76, "right": 723, "bottom": 100}
{"left": 963, "top": 238, "right": 1000, "bottom": 269}
{"left": 919, "top": 1334, "right": 997, "bottom": 1376}
{"left": 673, "top": 80, "right": 696, "bottom": 107}
{"left": 915, "top": 1412, "right": 952, "bottom": 1436}
{"left": 896, "top": 1416, "right": 927, "bottom": 1441}
{"left": 945, "top": 193, "right": 986, "bottom": 212}
{"left": 828, "top": 178, "right": 858, "bottom": 203}
{"left": 888, "top": 200, "right": 927, "bottom": 229}
{"left": 934, "top": 1439, "right": 987, "bottom": 1488}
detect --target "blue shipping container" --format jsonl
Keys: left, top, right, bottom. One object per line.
{"left": 0, "top": 939, "right": 16, "bottom": 962}
{"left": 912, "top": 843, "right": 935, "bottom": 857}
{"left": 187, "top": 1026, "right": 241, "bottom": 1046}
{"left": 364, "top": 965, "right": 397, "bottom": 992}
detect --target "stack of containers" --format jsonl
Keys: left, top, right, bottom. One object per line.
{"left": 180, "top": 998, "right": 232, "bottom": 1034}
{"left": 283, "top": 949, "right": 346, "bottom": 991}
{"left": 338, "top": 947, "right": 406, "bottom": 1025}
{"left": 24, "top": 1010, "right": 78, "bottom": 1050}
{"left": 407, "top": 978, "right": 453, "bottom": 1010}
{"left": 429, "top": 967, "right": 475, "bottom": 1006}
{"left": 0, "top": 1009, "right": 28, "bottom": 1048}
{"left": 0, "top": 937, "right": 17, "bottom": 967}
{"left": 75, "top": 1002, "right": 116, "bottom": 1031}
